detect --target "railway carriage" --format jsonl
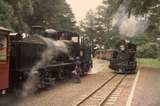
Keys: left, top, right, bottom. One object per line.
{"left": 0, "top": 27, "right": 11, "bottom": 94}
{"left": 95, "top": 49, "right": 113, "bottom": 60}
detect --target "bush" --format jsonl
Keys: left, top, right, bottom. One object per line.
{"left": 137, "top": 58, "right": 160, "bottom": 69}
{"left": 137, "top": 42, "right": 159, "bottom": 58}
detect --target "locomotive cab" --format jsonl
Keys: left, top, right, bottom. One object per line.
{"left": 58, "top": 31, "right": 79, "bottom": 41}
{"left": 31, "top": 26, "right": 44, "bottom": 36}
{"left": 58, "top": 31, "right": 80, "bottom": 59}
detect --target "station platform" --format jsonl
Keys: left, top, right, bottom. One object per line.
{"left": 128, "top": 67, "right": 160, "bottom": 106}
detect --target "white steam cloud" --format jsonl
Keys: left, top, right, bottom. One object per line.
{"left": 113, "top": 6, "right": 149, "bottom": 37}
{"left": 89, "top": 59, "right": 108, "bottom": 74}
{"left": 22, "top": 36, "right": 69, "bottom": 97}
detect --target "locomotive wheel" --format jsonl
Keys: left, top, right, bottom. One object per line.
{"left": 132, "top": 68, "right": 138, "bottom": 74}
{"left": 81, "top": 71, "right": 85, "bottom": 76}
{"left": 81, "top": 64, "right": 91, "bottom": 76}
{"left": 119, "top": 68, "right": 125, "bottom": 73}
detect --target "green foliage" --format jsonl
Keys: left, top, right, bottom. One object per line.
{"left": 0, "top": 0, "right": 14, "bottom": 29}
{"left": 80, "top": 10, "right": 106, "bottom": 49}
{"left": 80, "top": 1, "right": 117, "bottom": 49}
{"left": 0, "top": 0, "right": 77, "bottom": 32}
{"left": 31, "top": 0, "right": 77, "bottom": 31}
{"left": 107, "top": 26, "right": 121, "bottom": 48}
{"left": 137, "top": 58, "right": 160, "bottom": 69}
{"left": 81, "top": 0, "right": 159, "bottom": 58}
{"left": 137, "top": 42, "right": 159, "bottom": 58}
{"left": 120, "top": 0, "right": 160, "bottom": 38}
{"left": 131, "top": 34, "right": 150, "bottom": 45}
{"left": 103, "top": 0, "right": 124, "bottom": 16}
{"left": 5, "top": 0, "right": 34, "bottom": 32}
{"left": 127, "top": 0, "right": 159, "bottom": 16}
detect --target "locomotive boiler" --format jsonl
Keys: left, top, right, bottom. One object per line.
{"left": 109, "top": 40, "right": 137, "bottom": 74}
{"left": 0, "top": 26, "right": 93, "bottom": 94}
{"left": 10, "top": 26, "right": 92, "bottom": 88}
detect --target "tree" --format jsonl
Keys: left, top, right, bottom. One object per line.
{"left": 80, "top": 10, "right": 105, "bottom": 49}
{"left": 0, "top": 0, "right": 15, "bottom": 29}
{"left": 6, "top": 0, "right": 34, "bottom": 32}
{"left": 131, "top": 33, "right": 150, "bottom": 45}
{"left": 106, "top": 0, "right": 160, "bottom": 37}
{"left": 137, "top": 42, "right": 159, "bottom": 58}
{"left": 80, "top": 0, "right": 127, "bottom": 49}
{"left": 31, "top": 0, "right": 77, "bottom": 31}
{"left": 0, "top": 0, "right": 77, "bottom": 32}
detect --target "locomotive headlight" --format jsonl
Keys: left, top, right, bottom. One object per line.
{"left": 120, "top": 45, "right": 125, "bottom": 51}
{"left": 2, "top": 90, "right": 6, "bottom": 95}
{"left": 80, "top": 50, "right": 83, "bottom": 56}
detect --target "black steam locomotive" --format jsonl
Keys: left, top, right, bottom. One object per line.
{"left": 10, "top": 26, "right": 92, "bottom": 89}
{"left": 109, "top": 40, "right": 137, "bottom": 74}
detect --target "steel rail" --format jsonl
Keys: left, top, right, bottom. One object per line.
{"left": 75, "top": 74, "right": 117, "bottom": 106}
{"left": 100, "top": 75, "right": 127, "bottom": 106}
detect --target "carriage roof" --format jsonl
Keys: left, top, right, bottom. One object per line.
{"left": 0, "top": 27, "right": 11, "bottom": 33}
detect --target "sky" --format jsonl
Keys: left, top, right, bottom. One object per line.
{"left": 66, "top": 0, "right": 103, "bottom": 22}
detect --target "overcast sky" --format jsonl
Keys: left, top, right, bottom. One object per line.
{"left": 66, "top": 0, "right": 103, "bottom": 22}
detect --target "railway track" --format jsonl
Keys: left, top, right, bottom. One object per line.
{"left": 74, "top": 74, "right": 127, "bottom": 106}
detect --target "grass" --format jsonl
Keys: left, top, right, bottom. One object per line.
{"left": 137, "top": 58, "right": 160, "bottom": 69}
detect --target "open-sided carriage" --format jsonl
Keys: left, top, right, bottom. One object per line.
{"left": 0, "top": 27, "right": 10, "bottom": 94}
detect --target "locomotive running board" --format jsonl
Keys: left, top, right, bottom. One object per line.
{"left": 46, "top": 62, "right": 75, "bottom": 68}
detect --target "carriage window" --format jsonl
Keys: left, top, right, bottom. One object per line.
{"left": 72, "top": 37, "right": 78, "bottom": 43}
{"left": 0, "top": 35, "right": 7, "bottom": 61}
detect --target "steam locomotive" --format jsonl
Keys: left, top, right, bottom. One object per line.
{"left": 0, "top": 26, "right": 92, "bottom": 94}
{"left": 109, "top": 40, "right": 137, "bottom": 74}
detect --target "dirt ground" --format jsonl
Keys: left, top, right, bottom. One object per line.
{"left": 12, "top": 59, "right": 115, "bottom": 106}
{"left": 0, "top": 59, "right": 137, "bottom": 106}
